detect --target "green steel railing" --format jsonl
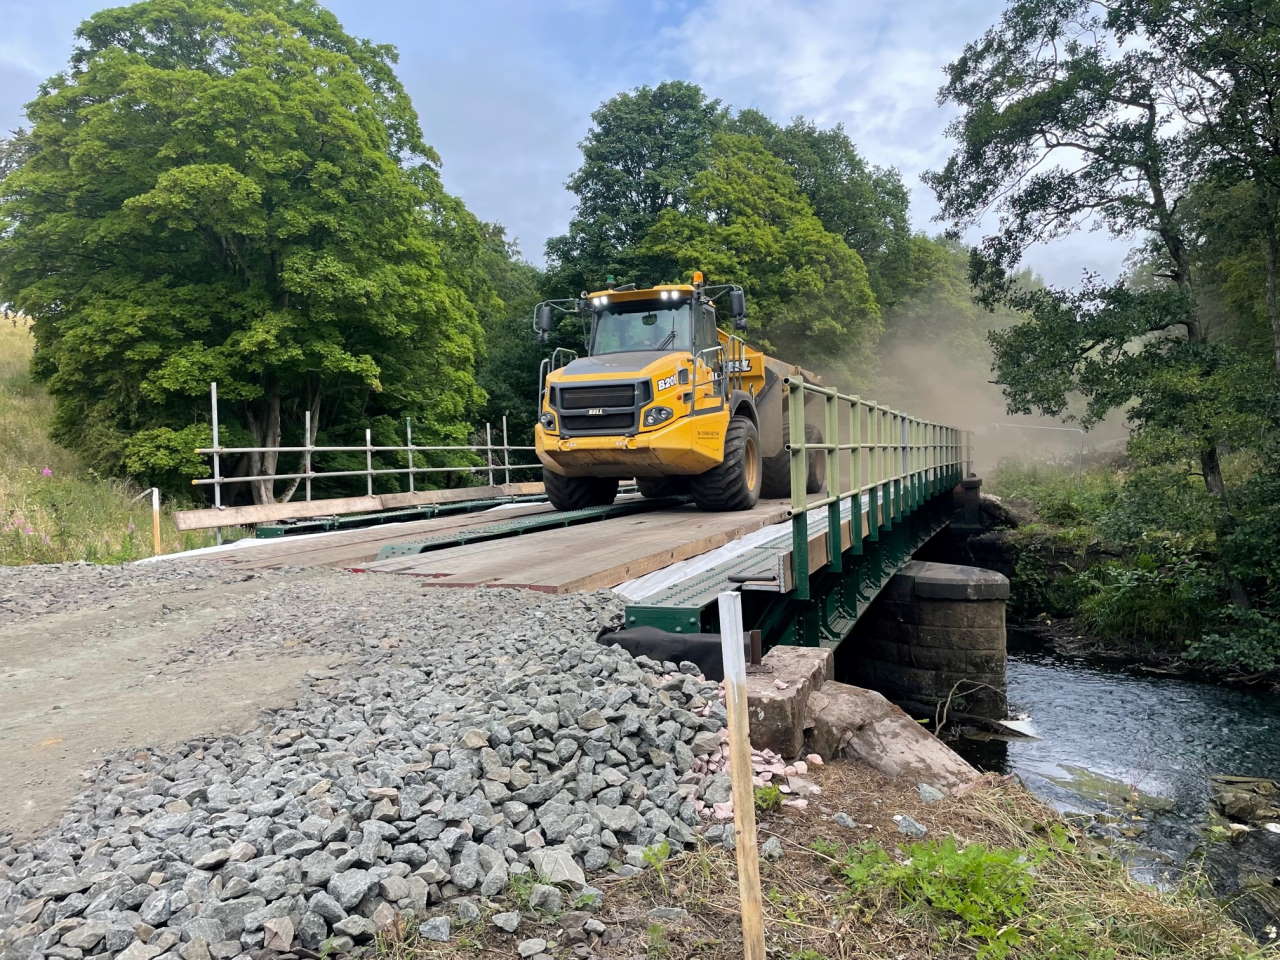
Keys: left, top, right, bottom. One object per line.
{"left": 784, "top": 376, "right": 972, "bottom": 600}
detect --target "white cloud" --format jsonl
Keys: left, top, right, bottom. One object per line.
{"left": 664, "top": 0, "right": 1133, "bottom": 288}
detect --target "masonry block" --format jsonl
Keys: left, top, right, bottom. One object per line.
{"left": 842, "top": 560, "right": 1010, "bottom": 719}
{"left": 744, "top": 645, "right": 833, "bottom": 758}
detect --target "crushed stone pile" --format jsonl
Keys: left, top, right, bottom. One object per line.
{"left": 0, "top": 585, "right": 730, "bottom": 960}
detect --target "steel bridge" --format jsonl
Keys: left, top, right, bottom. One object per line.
{"left": 176, "top": 377, "right": 971, "bottom": 650}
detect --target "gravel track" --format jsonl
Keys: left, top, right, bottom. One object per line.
{"left": 0, "top": 561, "right": 729, "bottom": 959}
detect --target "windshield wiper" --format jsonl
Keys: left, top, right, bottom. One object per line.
{"left": 655, "top": 329, "right": 676, "bottom": 350}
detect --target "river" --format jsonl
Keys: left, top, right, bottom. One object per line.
{"left": 954, "top": 645, "right": 1280, "bottom": 937}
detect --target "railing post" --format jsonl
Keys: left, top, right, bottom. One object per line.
{"left": 210, "top": 381, "right": 222, "bottom": 546}
{"left": 405, "top": 417, "right": 414, "bottom": 494}
{"left": 502, "top": 415, "right": 511, "bottom": 486}
{"left": 786, "top": 377, "right": 809, "bottom": 600}
{"left": 365, "top": 428, "right": 373, "bottom": 496}
{"left": 851, "top": 398, "right": 863, "bottom": 555}
{"left": 867, "top": 404, "right": 880, "bottom": 541}
{"left": 304, "top": 409, "right": 313, "bottom": 502}
{"left": 486, "top": 422, "right": 495, "bottom": 487}
{"left": 880, "top": 407, "right": 890, "bottom": 535}
{"left": 824, "top": 392, "right": 841, "bottom": 574}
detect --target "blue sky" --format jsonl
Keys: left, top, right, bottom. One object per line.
{"left": 0, "top": 0, "right": 1129, "bottom": 286}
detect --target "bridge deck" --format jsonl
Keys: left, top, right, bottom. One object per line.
{"left": 358, "top": 500, "right": 790, "bottom": 592}
{"left": 203, "top": 498, "right": 792, "bottom": 591}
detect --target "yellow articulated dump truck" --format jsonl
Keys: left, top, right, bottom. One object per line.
{"left": 531, "top": 272, "right": 826, "bottom": 512}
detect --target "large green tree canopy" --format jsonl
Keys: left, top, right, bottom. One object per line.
{"left": 641, "top": 132, "right": 881, "bottom": 376}
{"left": 0, "top": 0, "right": 489, "bottom": 502}
{"left": 544, "top": 84, "right": 914, "bottom": 304}
{"left": 544, "top": 81, "right": 726, "bottom": 297}
{"left": 928, "top": 0, "right": 1280, "bottom": 609}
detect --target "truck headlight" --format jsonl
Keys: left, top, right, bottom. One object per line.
{"left": 539, "top": 412, "right": 556, "bottom": 431}
{"left": 643, "top": 406, "right": 673, "bottom": 427}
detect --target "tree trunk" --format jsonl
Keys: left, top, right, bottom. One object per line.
{"left": 277, "top": 386, "right": 320, "bottom": 504}
{"left": 245, "top": 384, "right": 283, "bottom": 505}
{"left": 1171, "top": 247, "right": 1253, "bottom": 609}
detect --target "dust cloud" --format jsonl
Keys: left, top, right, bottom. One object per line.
{"left": 818, "top": 332, "right": 1130, "bottom": 476}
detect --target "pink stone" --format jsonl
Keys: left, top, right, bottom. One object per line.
{"left": 777, "top": 784, "right": 792, "bottom": 794}
{"left": 805, "top": 754, "right": 824, "bottom": 766}
{"left": 713, "top": 801, "right": 735, "bottom": 820}
{"left": 774, "top": 679, "right": 790, "bottom": 690}
{"left": 783, "top": 765, "right": 796, "bottom": 777}
{"left": 793, "top": 761, "right": 808, "bottom": 774}
{"left": 783, "top": 798, "right": 808, "bottom": 809}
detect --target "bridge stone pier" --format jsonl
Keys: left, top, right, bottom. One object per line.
{"left": 840, "top": 560, "right": 1009, "bottom": 720}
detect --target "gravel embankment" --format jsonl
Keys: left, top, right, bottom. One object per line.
{"left": 0, "top": 563, "right": 730, "bottom": 960}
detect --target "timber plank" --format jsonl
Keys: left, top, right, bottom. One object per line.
{"left": 173, "top": 482, "right": 547, "bottom": 531}
{"left": 211, "top": 504, "right": 555, "bottom": 570}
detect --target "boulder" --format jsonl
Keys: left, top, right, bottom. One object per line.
{"left": 806, "top": 681, "right": 977, "bottom": 788}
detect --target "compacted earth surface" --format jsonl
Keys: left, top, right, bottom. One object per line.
{"left": 0, "top": 562, "right": 732, "bottom": 960}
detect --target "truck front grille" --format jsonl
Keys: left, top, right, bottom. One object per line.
{"left": 552, "top": 380, "right": 648, "bottom": 437}
{"left": 557, "top": 384, "right": 636, "bottom": 410}
{"left": 560, "top": 412, "right": 635, "bottom": 433}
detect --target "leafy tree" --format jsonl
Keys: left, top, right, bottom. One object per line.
{"left": 927, "top": 0, "right": 1242, "bottom": 557}
{"left": 473, "top": 225, "right": 546, "bottom": 449}
{"left": 0, "top": 0, "right": 486, "bottom": 503}
{"left": 729, "top": 110, "right": 912, "bottom": 306}
{"left": 0, "top": 129, "right": 34, "bottom": 181}
{"left": 544, "top": 81, "right": 726, "bottom": 296}
{"left": 641, "top": 132, "right": 881, "bottom": 378}
{"left": 1109, "top": 0, "right": 1280, "bottom": 374}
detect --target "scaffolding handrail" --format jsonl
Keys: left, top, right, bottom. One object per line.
{"left": 782, "top": 375, "right": 972, "bottom": 600}
{"left": 196, "top": 382, "right": 538, "bottom": 542}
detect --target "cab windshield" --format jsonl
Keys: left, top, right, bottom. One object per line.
{"left": 590, "top": 300, "right": 692, "bottom": 355}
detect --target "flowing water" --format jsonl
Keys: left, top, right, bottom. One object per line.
{"left": 954, "top": 645, "right": 1280, "bottom": 937}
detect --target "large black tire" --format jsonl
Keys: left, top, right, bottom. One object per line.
{"left": 761, "top": 421, "right": 825, "bottom": 498}
{"left": 542, "top": 469, "right": 619, "bottom": 511}
{"left": 689, "top": 416, "right": 762, "bottom": 511}
{"left": 636, "top": 476, "right": 687, "bottom": 499}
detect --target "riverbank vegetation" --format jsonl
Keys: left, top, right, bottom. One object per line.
{"left": 989, "top": 456, "right": 1280, "bottom": 682}
{"left": 376, "top": 762, "right": 1267, "bottom": 960}
{"left": 0, "top": 316, "right": 231, "bottom": 563}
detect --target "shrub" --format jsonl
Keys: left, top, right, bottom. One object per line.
{"left": 1077, "top": 556, "right": 1217, "bottom": 652}
{"left": 1186, "top": 607, "right": 1280, "bottom": 676}
{"left": 826, "top": 837, "right": 1042, "bottom": 959}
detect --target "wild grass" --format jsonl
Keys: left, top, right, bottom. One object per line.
{"left": 371, "top": 764, "right": 1270, "bottom": 960}
{"left": 0, "top": 317, "right": 234, "bottom": 564}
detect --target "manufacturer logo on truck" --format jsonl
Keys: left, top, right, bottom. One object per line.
{"left": 725, "top": 359, "right": 752, "bottom": 373}
{"left": 586, "top": 407, "right": 605, "bottom": 415}
{"left": 656, "top": 373, "right": 678, "bottom": 391}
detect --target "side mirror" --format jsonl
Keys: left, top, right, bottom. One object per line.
{"left": 729, "top": 289, "right": 747, "bottom": 329}
{"left": 535, "top": 303, "right": 555, "bottom": 333}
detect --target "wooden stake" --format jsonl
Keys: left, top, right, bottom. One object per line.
{"left": 717, "top": 591, "right": 766, "bottom": 960}
{"left": 150, "top": 486, "right": 162, "bottom": 557}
